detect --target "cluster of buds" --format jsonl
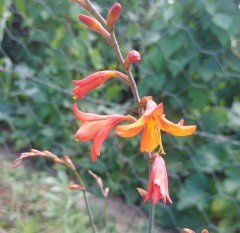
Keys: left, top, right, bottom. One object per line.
{"left": 71, "top": 1, "right": 196, "bottom": 206}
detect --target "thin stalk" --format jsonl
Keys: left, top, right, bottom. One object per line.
{"left": 72, "top": 170, "right": 97, "bottom": 233}
{"left": 148, "top": 204, "right": 155, "bottom": 233}
{"left": 104, "top": 196, "right": 108, "bottom": 233}
{"left": 85, "top": 0, "right": 107, "bottom": 27}
{"left": 109, "top": 31, "right": 142, "bottom": 115}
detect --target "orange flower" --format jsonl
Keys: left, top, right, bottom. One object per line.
{"left": 116, "top": 97, "right": 196, "bottom": 153}
{"left": 72, "top": 70, "right": 129, "bottom": 100}
{"left": 78, "top": 14, "right": 110, "bottom": 42}
{"left": 107, "top": 3, "right": 122, "bottom": 31}
{"left": 145, "top": 155, "right": 172, "bottom": 205}
{"left": 73, "top": 104, "right": 135, "bottom": 161}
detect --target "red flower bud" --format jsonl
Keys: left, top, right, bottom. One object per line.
{"left": 78, "top": 14, "right": 110, "bottom": 41}
{"left": 107, "top": 3, "right": 122, "bottom": 31}
{"left": 124, "top": 50, "right": 141, "bottom": 69}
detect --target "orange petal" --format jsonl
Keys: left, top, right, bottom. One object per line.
{"left": 116, "top": 115, "right": 147, "bottom": 137}
{"left": 75, "top": 121, "right": 106, "bottom": 141}
{"left": 140, "top": 120, "right": 159, "bottom": 152}
{"left": 72, "top": 104, "right": 108, "bottom": 123}
{"left": 160, "top": 116, "right": 196, "bottom": 136}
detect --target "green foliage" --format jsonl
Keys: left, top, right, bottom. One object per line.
{"left": 1, "top": 0, "right": 240, "bottom": 232}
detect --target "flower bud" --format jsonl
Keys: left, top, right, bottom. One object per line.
{"left": 104, "top": 187, "right": 110, "bottom": 197}
{"left": 78, "top": 14, "right": 110, "bottom": 41}
{"left": 69, "top": 184, "right": 85, "bottom": 191}
{"left": 107, "top": 3, "right": 122, "bottom": 31}
{"left": 124, "top": 50, "right": 141, "bottom": 69}
{"left": 136, "top": 188, "right": 147, "bottom": 199}
{"left": 63, "top": 156, "right": 76, "bottom": 170}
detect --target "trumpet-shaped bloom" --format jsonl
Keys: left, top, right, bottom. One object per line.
{"left": 73, "top": 104, "right": 135, "bottom": 161}
{"left": 116, "top": 97, "right": 196, "bottom": 153}
{"left": 107, "top": 3, "right": 122, "bottom": 30}
{"left": 145, "top": 155, "right": 172, "bottom": 205}
{"left": 72, "top": 70, "right": 129, "bottom": 100}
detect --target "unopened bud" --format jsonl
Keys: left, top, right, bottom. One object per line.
{"left": 107, "top": 3, "right": 122, "bottom": 31}
{"left": 104, "top": 187, "right": 110, "bottom": 197}
{"left": 78, "top": 14, "right": 110, "bottom": 42}
{"left": 69, "top": 184, "right": 85, "bottom": 191}
{"left": 139, "top": 96, "right": 153, "bottom": 107}
{"left": 136, "top": 188, "right": 147, "bottom": 198}
{"left": 124, "top": 50, "right": 141, "bottom": 69}
{"left": 63, "top": 156, "right": 76, "bottom": 170}
{"left": 88, "top": 170, "right": 103, "bottom": 189}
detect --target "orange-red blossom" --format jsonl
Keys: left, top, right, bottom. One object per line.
{"left": 144, "top": 155, "right": 172, "bottom": 205}
{"left": 116, "top": 97, "right": 196, "bottom": 154}
{"left": 72, "top": 70, "right": 129, "bottom": 100}
{"left": 72, "top": 104, "right": 135, "bottom": 162}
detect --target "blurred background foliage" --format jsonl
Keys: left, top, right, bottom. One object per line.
{"left": 0, "top": 0, "right": 240, "bottom": 232}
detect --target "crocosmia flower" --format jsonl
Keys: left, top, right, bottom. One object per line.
{"left": 145, "top": 155, "right": 172, "bottom": 205}
{"left": 73, "top": 104, "right": 135, "bottom": 161}
{"left": 116, "top": 96, "right": 196, "bottom": 153}
{"left": 72, "top": 70, "right": 129, "bottom": 100}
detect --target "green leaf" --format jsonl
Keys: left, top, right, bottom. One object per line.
{"left": 188, "top": 88, "right": 209, "bottom": 110}
{"left": 212, "top": 13, "right": 232, "bottom": 31}
{"left": 15, "top": 0, "right": 26, "bottom": 17}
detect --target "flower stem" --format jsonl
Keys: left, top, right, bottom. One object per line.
{"left": 72, "top": 170, "right": 97, "bottom": 233}
{"left": 104, "top": 196, "right": 108, "bottom": 233}
{"left": 148, "top": 203, "right": 155, "bottom": 233}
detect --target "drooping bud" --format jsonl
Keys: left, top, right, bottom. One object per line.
{"left": 78, "top": 14, "right": 110, "bottom": 42}
{"left": 124, "top": 50, "right": 141, "bottom": 69}
{"left": 107, "top": 3, "right": 122, "bottom": 31}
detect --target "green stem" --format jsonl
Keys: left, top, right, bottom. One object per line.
{"left": 148, "top": 203, "right": 155, "bottom": 233}
{"left": 72, "top": 170, "right": 97, "bottom": 233}
{"left": 104, "top": 196, "right": 108, "bottom": 233}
